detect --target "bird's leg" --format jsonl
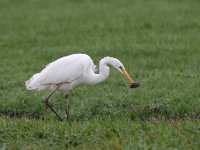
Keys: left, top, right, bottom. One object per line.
{"left": 65, "top": 93, "right": 71, "bottom": 118}
{"left": 44, "top": 86, "right": 58, "bottom": 106}
{"left": 64, "top": 92, "right": 74, "bottom": 98}
{"left": 44, "top": 85, "right": 63, "bottom": 121}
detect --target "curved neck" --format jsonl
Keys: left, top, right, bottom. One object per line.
{"left": 89, "top": 58, "right": 110, "bottom": 85}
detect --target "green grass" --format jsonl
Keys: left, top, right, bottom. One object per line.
{"left": 0, "top": 117, "right": 199, "bottom": 149}
{"left": 0, "top": 0, "right": 200, "bottom": 149}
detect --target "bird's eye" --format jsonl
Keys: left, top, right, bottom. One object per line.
{"left": 119, "top": 66, "right": 123, "bottom": 70}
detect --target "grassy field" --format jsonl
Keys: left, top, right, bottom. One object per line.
{"left": 0, "top": 0, "right": 200, "bottom": 149}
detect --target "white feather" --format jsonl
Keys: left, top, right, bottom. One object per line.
{"left": 26, "top": 54, "right": 96, "bottom": 91}
{"left": 25, "top": 53, "right": 137, "bottom": 121}
{"left": 26, "top": 53, "right": 126, "bottom": 92}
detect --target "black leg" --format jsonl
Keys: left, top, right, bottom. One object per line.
{"left": 44, "top": 86, "right": 63, "bottom": 121}
{"left": 45, "top": 100, "right": 63, "bottom": 121}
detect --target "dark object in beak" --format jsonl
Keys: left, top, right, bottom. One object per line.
{"left": 130, "top": 82, "right": 140, "bottom": 88}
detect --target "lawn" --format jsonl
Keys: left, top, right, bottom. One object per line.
{"left": 0, "top": 0, "right": 200, "bottom": 149}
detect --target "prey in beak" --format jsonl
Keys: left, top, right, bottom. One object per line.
{"left": 119, "top": 66, "right": 140, "bottom": 88}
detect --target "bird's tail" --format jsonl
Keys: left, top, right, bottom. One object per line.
{"left": 25, "top": 73, "right": 48, "bottom": 91}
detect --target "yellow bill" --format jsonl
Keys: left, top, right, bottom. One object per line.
{"left": 120, "top": 67, "right": 140, "bottom": 88}
{"left": 122, "top": 70, "right": 134, "bottom": 84}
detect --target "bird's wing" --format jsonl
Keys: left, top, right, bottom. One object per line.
{"left": 37, "top": 55, "right": 89, "bottom": 85}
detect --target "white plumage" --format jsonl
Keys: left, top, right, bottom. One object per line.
{"left": 25, "top": 53, "right": 137, "bottom": 120}
{"left": 26, "top": 54, "right": 97, "bottom": 91}
{"left": 26, "top": 53, "right": 130, "bottom": 92}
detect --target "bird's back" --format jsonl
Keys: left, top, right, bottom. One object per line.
{"left": 26, "top": 54, "right": 95, "bottom": 91}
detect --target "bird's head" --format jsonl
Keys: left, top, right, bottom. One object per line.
{"left": 104, "top": 57, "right": 140, "bottom": 88}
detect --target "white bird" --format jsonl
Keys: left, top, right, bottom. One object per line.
{"left": 26, "top": 53, "right": 139, "bottom": 121}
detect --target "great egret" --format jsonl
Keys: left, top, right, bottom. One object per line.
{"left": 26, "top": 53, "right": 140, "bottom": 121}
